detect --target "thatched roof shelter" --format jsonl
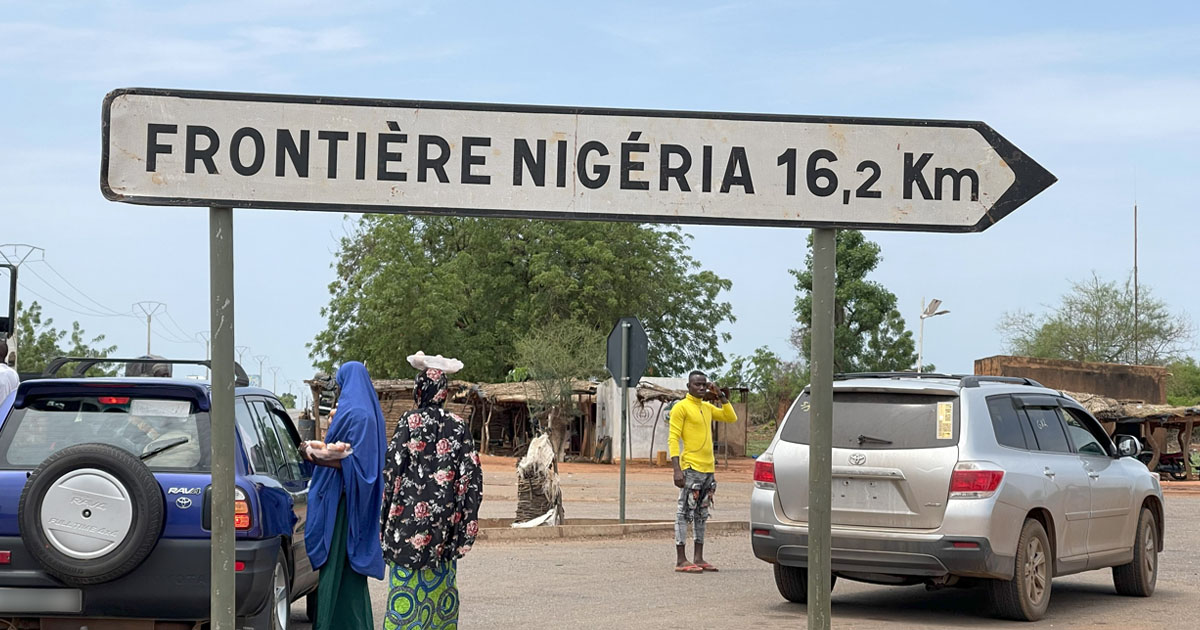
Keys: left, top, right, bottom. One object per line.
{"left": 471, "top": 380, "right": 597, "bottom": 404}
{"left": 1063, "top": 390, "right": 1200, "bottom": 422}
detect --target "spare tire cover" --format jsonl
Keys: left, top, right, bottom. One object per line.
{"left": 18, "top": 443, "right": 165, "bottom": 586}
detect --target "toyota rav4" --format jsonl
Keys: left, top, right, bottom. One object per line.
{"left": 0, "top": 357, "right": 318, "bottom": 629}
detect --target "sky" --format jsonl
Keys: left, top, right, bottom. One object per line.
{"left": 1, "top": 1, "right": 1198, "bottom": 400}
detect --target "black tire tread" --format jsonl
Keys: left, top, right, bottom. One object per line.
{"left": 1112, "top": 507, "right": 1157, "bottom": 597}
{"left": 988, "top": 519, "right": 1051, "bottom": 621}
{"left": 773, "top": 564, "right": 836, "bottom": 604}
{"left": 774, "top": 564, "right": 808, "bottom": 603}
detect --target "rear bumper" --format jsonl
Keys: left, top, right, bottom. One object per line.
{"left": 751, "top": 523, "right": 1013, "bottom": 580}
{"left": 0, "top": 536, "right": 279, "bottom": 620}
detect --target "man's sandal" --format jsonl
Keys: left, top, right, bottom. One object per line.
{"left": 695, "top": 562, "right": 719, "bottom": 572}
{"left": 674, "top": 564, "right": 704, "bottom": 573}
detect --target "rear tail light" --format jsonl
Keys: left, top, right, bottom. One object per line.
{"left": 235, "top": 561, "right": 246, "bottom": 572}
{"left": 98, "top": 396, "right": 130, "bottom": 405}
{"left": 234, "top": 486, "right": 252, "bottom": 530}
{"left": 0, "top": 550, "right": 10, "bottom": 564}
{"left": 949, "top": 462, "right": 1004, "bottom": 499}
{"left": 754, "top": 455, "right": 776, "bottom": 489}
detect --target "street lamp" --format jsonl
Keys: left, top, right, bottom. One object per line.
{"left": 917, "top": 297, "right": 950, "bottom": 373}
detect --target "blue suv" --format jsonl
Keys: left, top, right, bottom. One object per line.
{"left": 0, "top": 358, "right": 318, "bottom": 629}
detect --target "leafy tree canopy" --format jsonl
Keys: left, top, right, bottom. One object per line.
{"left": 998, "top": 273, "right": 1192, "bottom": 366}
{"left": 12, "top": 301, "right": 117, "bottom": 377}
{"left": 310, "top": 216, "right": 734, "bottom": 381}
{"left": 790, "top": 230, "right": 918, "bottom": 374}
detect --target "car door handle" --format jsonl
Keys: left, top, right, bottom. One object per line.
{"left": 1043, "top": 468, "right": 1055, "bottom": 478}
{"left": 1087, "top": 471, "right": 1100, "bottom": 479}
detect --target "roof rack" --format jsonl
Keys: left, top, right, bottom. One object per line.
{"left": 41, "top": 357, "right": 250, "bottom": 387}
{"left": 831, "top": 372, "right": 1045, "bottom": 389}
{"left": 958, "top": 375, "right": 1044, "bottom": 388}
{"left": 834, "top": 372, "right": 964, "bottom": 381}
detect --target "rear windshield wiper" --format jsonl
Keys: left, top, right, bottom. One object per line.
{"left": 140, "top": 437, "right": 190, "bottom": 461}
{"left": 857, "top": 434, "right": 893, "bottom": 446}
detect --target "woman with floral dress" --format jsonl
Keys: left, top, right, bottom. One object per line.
{"left": 380, "top": 352, "right": 484, "bottom": 630}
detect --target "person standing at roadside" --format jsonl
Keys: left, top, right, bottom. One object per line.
{"left": 379, "top": 351, "right": 484, "bottom": 630}
{"left": 0, "top": 340, "right": 18, "bottom": 403}
{"left": 300, "top": 361, "right": 386, "bottom": 630}
{"left": 669, "top": 370, "right": 737, "bottom": 573}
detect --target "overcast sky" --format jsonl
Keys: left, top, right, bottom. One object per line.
{"left": 2, "top": 1, "right": 1198, "bottom": 397}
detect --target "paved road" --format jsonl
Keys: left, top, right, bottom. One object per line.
{"left": 290, "top": 494, "right": 1200, "bottom": 629}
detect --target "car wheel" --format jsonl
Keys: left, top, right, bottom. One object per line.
{"left": 988, "top": 518, "right": 1052, "bottom": 621}
{"left": 17, "top": 442, "right": 164, "bottom": 586}
{"left": 269, "top": 549, "right": 292, "bottom": 630}
{"left": 773, "top": 564, "right": 835, "bottom": 604}
{"left": 1112, "top": 507, "right": 1157, "bottom": 597}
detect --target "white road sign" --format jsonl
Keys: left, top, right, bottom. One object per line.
{"left": 102, "top": 89, "right": 1055, "bottom": 232}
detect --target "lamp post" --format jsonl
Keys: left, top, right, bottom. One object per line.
{"left": 917, "top": 297, "right": 950, "bottom": 373}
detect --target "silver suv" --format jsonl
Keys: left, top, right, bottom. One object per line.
{"left": 751, "top": 373, "right": 1163, "bottom": 621}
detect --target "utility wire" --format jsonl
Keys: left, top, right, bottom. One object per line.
{"left": 38, "top": 260, "right": 131, "bottom": 317}
{"left": 22, "top": 264, "right": 119, "bottom": 318}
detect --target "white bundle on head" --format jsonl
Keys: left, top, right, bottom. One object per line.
{"left": 406, "top": 351, "right": 464, "bottom": 374}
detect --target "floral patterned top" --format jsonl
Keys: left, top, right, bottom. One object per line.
{"left": 380, "top": 368, "right": 484, "bottom": 569}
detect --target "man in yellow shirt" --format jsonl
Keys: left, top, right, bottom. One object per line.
{"left": 669, "top": 370, "right": 737, "bottom": 572}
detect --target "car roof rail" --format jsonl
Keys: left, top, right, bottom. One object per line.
{"left": 41, "top": 356, "right": 250, "bottom": 387}
{"left": 959, "top": 375, "right": 1044, "bottom": 388}
{"left": 834, "top": 371, "right": 963, "bottom": 381}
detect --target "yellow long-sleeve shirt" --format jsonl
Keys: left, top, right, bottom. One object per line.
{"left": 668, "top": 393, "right": 738, "bottom": 474}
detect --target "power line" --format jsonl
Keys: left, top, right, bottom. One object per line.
{"left": 17, "top": 281, "right": 134, "bottom": 321}
{"left": 38, "top": 260, "right": 130, "bottom": 317}
{"left": 161, "top": 308, "right": 198, "bottom": 344}
{"left": 22, "top": 264, "right": 120, "bottom": 318}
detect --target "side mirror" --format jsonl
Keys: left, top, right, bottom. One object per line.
{"left": 1115, "top": 435, "right": 1141, "bottom": 459}
{"left": 0, "top": 263, "right": 15, "bottom": 337}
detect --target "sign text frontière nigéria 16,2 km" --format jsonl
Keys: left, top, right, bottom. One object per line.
{"left": 102, "top": 89, "right": 1054, "bottom": 232}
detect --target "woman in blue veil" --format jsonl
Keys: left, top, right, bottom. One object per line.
{"left": 301, "top": 361, "right": 386, "bottom": 629}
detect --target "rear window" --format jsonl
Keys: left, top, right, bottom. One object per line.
{"left": 779, "top": 390, "right": 959, "bottom": 449}
{"left": 0, "top": 394, "right": 210, "bottom": 471}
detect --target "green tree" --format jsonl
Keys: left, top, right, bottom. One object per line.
{"left": 790, "top": 230, "right": 918, "bottom": 373}
{"left": 13, "top": 301, "right": 117, "bottom": 376}
{"left": 1166, "top": 358, "right": 1200, "bottom": 406}
{"left": 513, "top": 318, "right": 605, "bottom": 459}
{"left": 715, "top": 345, "right": 806, "bottom": 425}
{"left": 309, "top": 216, "right": 734, "bottom": 381}
{"left": 278, "top": 392, "right": 298, "bottom": 409}
{"left": 998, "top": 273, "right": 1192, "bottom": 365}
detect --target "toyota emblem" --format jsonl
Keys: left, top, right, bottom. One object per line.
{"left": 176, "top": 497, "right": 193, "bottom": 509}
{"left": 848, "top": 452, "right": 867, "bottom": 466}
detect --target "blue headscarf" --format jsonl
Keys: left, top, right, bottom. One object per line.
{"left": 304, "top": 362, "right": 386, "bottom": 578}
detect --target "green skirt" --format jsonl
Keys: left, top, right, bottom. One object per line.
{"left": 384, "top": 560, "right": 459, "bottom": 630}
{"left": 316, "top": 497, "right": 373, "bottom": 630}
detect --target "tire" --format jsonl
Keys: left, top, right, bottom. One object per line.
{"left": 17, "top": 443, "right": 164, "bottom": 586}
{"left": 1168, "top": 470, "right": 1187, "bottom": 481}
{"left": 1113, "top": 507, "right": 1158, "bottom": 597}
{"left": 988, "top": 519, "right": 1052, "bottom": 621}
{"left": 253, "top": 549, "right": 292, "bottom": 630}
{"left": 773, "top": 564, "right": 836, "bottom": 604}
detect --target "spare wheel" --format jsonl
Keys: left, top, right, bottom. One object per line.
{"left": 18, "top": 443, "right": 165, "bottom": 586}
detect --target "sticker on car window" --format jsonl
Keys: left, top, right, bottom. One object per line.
{"left": 131, "top": 399, "right": 191, "bottom": 418}
{"left": 936, "top": 402, "right": 953, "bottom": 439}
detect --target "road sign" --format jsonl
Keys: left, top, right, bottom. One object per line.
{"left": 102, "top": 88, "right": 1054, "bottom": 232}
{"left": 606, "top": 317, "right": 647, "bottom": 387}
{"left": 102, "top": 87, "right": 1056, "bottom": 630}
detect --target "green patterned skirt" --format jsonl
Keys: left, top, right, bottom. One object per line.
{"left": 384, "top": 560, "right": 459, "bottom": 630}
